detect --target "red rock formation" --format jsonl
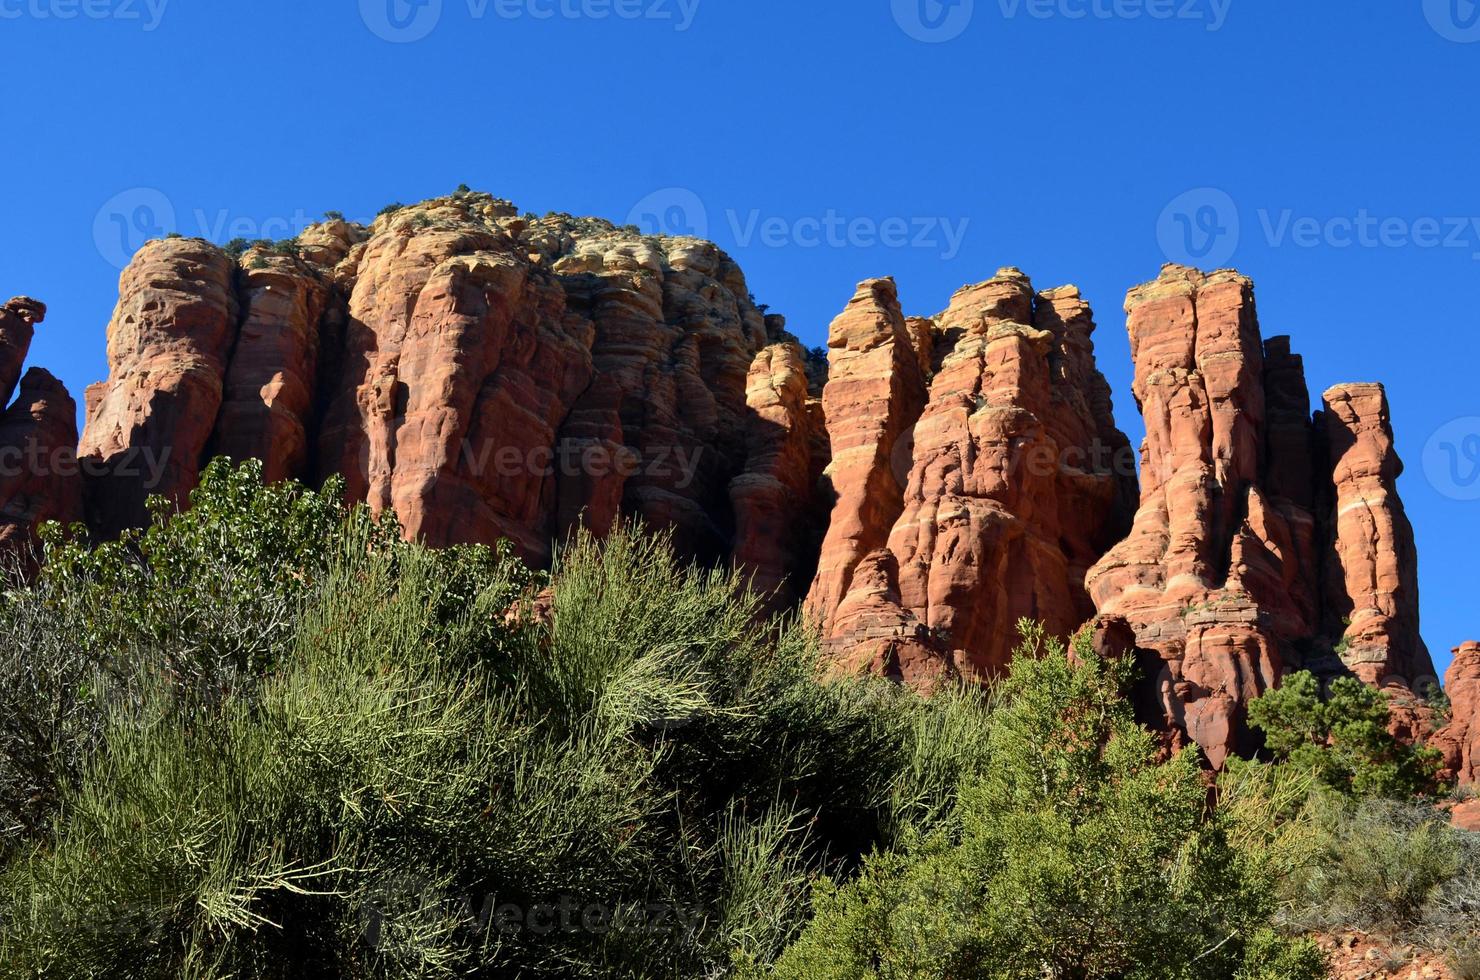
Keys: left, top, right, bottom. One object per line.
{"left": 728, "top": 340, "right": 828, "bottom": 612}
{"left": 808, "top": 269, "right": 1136, "bottom": 682}
{"left": 1319, "top": 383, "right": 1430, "bottom": 686}
{"left": 1088, "top": 265, "right": 1439, "bottom": 767}
{"left": 79, "top": 238, "right": 240, "bottom": 536}
{"left": 315, "top": 200, "right": 598, "bottom": 562}
{"left": 0, "top": 368, "right": 84, "bottom": 556}
{"left": 804, "top": 278, "right": 929, "bottom": 636}
{"left": 70, "top": 194, "right": 790, "bottom": 571}
{"left": 211, "top": 249, "right": 331, "bottom": 484}
{"left": 826, "top": 549, "right": 955, "bottom": 690}
{"left": 0, "top": 298, "right": 45, "bottom": 409}
{"left": 1434, "top": 642, "right": 1480, "bottom": 786}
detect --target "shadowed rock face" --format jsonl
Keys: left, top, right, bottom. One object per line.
{"left": 0, "top": 368, "right": 83, "bottom": 557}
{"left": 0, "top": 296, "right": 83, "bottom": 557}
{"left": 0, "top": 297, "right": 45, "bottom": 410}
{"left": 1086, "top": 264, "right": 1438, "bottom": 768}
{"left": 0, "top": 297, "right": 83, "bottom": 559}
{"left": 805, "top": 269, "right": 1138, "bottom": 683}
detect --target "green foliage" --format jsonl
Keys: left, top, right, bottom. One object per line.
{"left": 377, "top": 203, "right": 405, "bottom": 217}
{"left": 223, "top": 237, "right": 251, "bottom": 259}
{"left": 1248, "top": 672, "right": 1442, "bottom": 798}
{"left": 761, "top": 623, "right": 1323, "bottom": 980}
{"left": 0, "top": 461, "right": 1001, "bottom": 978}
{"left": 323, "top": 210, "right": 345, "bottom": 222}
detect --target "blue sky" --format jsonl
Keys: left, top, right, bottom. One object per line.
{"left": 3, "top": 0, "right": 1477, "bottom": 676}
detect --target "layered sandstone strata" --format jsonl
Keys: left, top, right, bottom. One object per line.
{"left": 1086, "top": 265, "right": 1437, "bottom": 767}
{"left": 729, "top": 340, "right": 829, "bottom": 613}
{"left": 806, "top": 269, "right": 1137, "bottom": 682}
{"left": 71, "top": 193, "right": 804, "bottom": 575}
{"left": 79, "top": 239, "right": 240, "bottom": 535}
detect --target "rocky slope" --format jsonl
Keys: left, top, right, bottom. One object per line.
{"left": 0, "top": 195, "right": 1471, "bottom": 776}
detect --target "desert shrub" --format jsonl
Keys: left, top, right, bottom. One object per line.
{"left": 758, "top": 624, "right": 1324, "bottom": 980}
{"left": 377, "top": 203, "right": 405, "bottom": 217}
{"left": 1248, "top": 671, "right": 1442, "bottom": 798}
{"left": 223, "top": 237, "right": 250, "bottom": 258}
{"left": 1285, "top": 795, "right": 1462, "bottom": 930}
{"left": 0, "top": 462, "right": 1000, "bottom": 979}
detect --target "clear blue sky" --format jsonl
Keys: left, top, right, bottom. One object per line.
{"left": 4, "top": 0, "right": 1477, "bottom": 677}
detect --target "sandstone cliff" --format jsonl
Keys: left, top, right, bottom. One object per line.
{"left": 805, "top": 269, "right": 1138, "bottom": 683}
{"left": 62, "top": 194, "right": 824, "bottom": 609}
{"left": 0, "top": 199, "right": 1468, "bottom": 774}
{"left": 1086, "top": 265, "right": 1438, "bottom": 766}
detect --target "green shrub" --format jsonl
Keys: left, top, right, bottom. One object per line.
{"left": 1248, "top": 671, "right": 1442, "bottom": 798}
{"left": 760, "top": 624, "right": 1325, "bottom": 980}
{"left": 0, "top": 461, "right": 1001, "bottom": 978}
{"left": 1276, "top": 792, "right": 1479, "bottom": 967}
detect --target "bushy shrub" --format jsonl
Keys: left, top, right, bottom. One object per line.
{"left": 1248, "top": 671, "right": 1442, "bottom": 798}
{"left": 0, "top": 460, "right": 1001, "bottom": 979}
{"left": 757, "top": 624, "right": 1325, "bottom": 980}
